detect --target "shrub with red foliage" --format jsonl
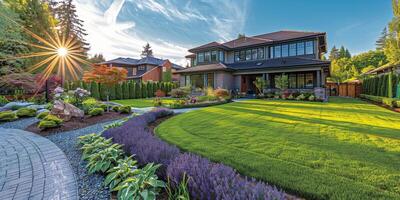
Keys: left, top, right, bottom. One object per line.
{"left": 155, "top": 89, "right": 166, "bottom": 97}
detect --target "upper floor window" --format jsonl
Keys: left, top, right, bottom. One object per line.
{"left": 289, "top": 43, "right": 296, "bottom": 56}
{"left": 132, "top": 68, "right": 137, "bottom": 75}
{"left": 240, "top": 50, "right": 245, "bottom": 61}
{"left": 251, "top": 49, "right": 257, "bottom": 60}
{"left": 219, "top": 51, "right": 224, "bottom": 62}
{"left": 297, "top": 42, "right": 305, "bottom": 55}
{"left": 246, "top": 50, "right": 251, "bottom": 60}
{"left": 211, "top": 51, "right": 217, "bottom": 61}
{"left": 234, "top": 51, "right": 240, "bottom": 61}
{"left": 138, "top": 65, "right": 146, "bottom": 71}
{"left": 282, "top": 44, "right": 289, "bottom": 57}
{"left": 305, "top": 41, "right": 314, "bottom": 55}
{"left": 274, "top": 46, "right": 281, "bottom": 58}
{"left": 198, "top": 52, "right": 204, "bottom": 62}
{"left": 162, "top": 66, "right": 167, "bottom": 72}
{"left": 204, "top": 51, "right": 211, "bottom": 62}
{"left": 257, "top": 48, "right": 264, "bottom": 59}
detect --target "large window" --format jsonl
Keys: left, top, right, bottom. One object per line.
{"left": 305, "top": 41, "right": 314, "bottom": 55}
{"left": 305, "top": 73, "right": 314, "bottom": 88}
{"left": 234, "top": 52, "right": 239, "bottom": 61}
{"left": 198, "top": 53, "right": 204, "bottom": 62}
{"left": 289, "top": 43, "right": 296, "bottom": 56}
{"left": 211, "top": 51, "right": 217, "bottom": 61}
{"left": 297, "top": 74, "right": 305, "bottom": 88}
{"left": 246, "top": 50, "right": 252, "bottom": 60}
{"left": 251, "top": 49, "right": 257, "bottom": 60}
{"left": 207, "top": 73, "right": 214, "bottom": 88}
{"left": 297, "top": 42, "right": 305, "bottom": 55}
{"left": 132, "top": 68, "right": 137, "bottom": 76}
{"left": 138, "top": 65, "right": 146, "bottom": 71}
{"left": 204, "top": 52, "right": 211, "bottom": 62}
{"left": 190, "top": 74, "right": 204, "bottom": 88}
{"left": 257, "top": 48, "right": 264, "bottom": 59}
{"left": 274, "top": 45, "right": 281, "bottom": 58}
{"left": 289, "top": 73, "right": 297, "bottom": 88}
{"left": 269, "top": 46, "right": 274, "bottom": 58}
{"left": 219, "top": 51, "right": 224, "bottom": 62}
{"left": 281, "top": 44, "right": 289, "bottom": 57}
{"left": 240, "top": 50, "right": 245, "bottom": 61}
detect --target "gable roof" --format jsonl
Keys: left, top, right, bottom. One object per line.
{"left": 189, "top": 30, "right": 326, "bottom": 53}
{"left": 174, "top": 63, "right": 231, "bottom": 73}
{"left": 100, "top": 56, "right": 183, "bottom": 70}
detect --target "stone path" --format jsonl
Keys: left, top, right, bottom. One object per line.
{"left": 0, "top": 128, "right": 78, "bottom": 200}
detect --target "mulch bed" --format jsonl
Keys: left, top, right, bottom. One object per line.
{"left": 361, "top": 98, "right": 400, "bottom": 113}
{"left": 25, "top": 112, "right": 129, "bottom": 136}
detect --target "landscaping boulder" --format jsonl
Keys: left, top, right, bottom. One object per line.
{"left": 314, "top": 87, "right": 326, "bottom": 101}
{"left": 51, "top": 100, "right": 84, "bottom": 121}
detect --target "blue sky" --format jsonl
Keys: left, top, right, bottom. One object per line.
{"left": 75, "top": 0, "right": 393, "bottom": 66}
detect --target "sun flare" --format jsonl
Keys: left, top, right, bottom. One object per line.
{"left": 57, "top": 47, "right": 68, "bottom": 57}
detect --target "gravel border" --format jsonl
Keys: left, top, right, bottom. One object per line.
{"left": 46, "top": 120, "right": 123, "bottom": 200}
{"left": 0, "top": 117, "right": 39, "bottom": 129}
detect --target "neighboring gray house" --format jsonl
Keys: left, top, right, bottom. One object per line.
{"left": 100, "top": 56, "right": 183, "bottom": 82}
{"left": 176, "top": 30, "right": 331, "bottom": 95}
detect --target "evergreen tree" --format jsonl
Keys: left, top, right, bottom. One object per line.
{"left": 338, "top": 46, "right": 347, "bottom": 58}
{"left": 345, "top": 49, "right": 351, "bottom": 58}
{"left": 90, "top": 82, "right": 100, "bottom": 99}
{"left": 141, "top": 43, "right": 153, "bottom": 57}
{"left": 129, "top": 81, "right": 135, "bottom": 99}
{"left": 376, "top": 27, "right": 388, "bottom": 50}
{"left": 237, "top": 33, "right": 246, "bottom": 39}
{"left": 329, "top": 46, "right": 339, "bottom": 60}
{"left": 53, "top": 0, "right": 88, "bottom": 53}
{"left": 88, "top": 54, "right": 106, "bottom": 63}
{"left": 109, "top": 83, "right": 116, "bottom": 100}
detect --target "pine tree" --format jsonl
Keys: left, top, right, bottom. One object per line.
{"left": 141, "top": 43, "right": 153, "bottom": 57}
{"left": 90, "top": 82, "right": 100, "bottom": 99}
{"left": 53, "top": 0, "right": 88, "bottom": 53}
{"left": 338, "top": 46, "right": 347, "bottom": 58}
{"left": 329, "top": 46, "right": 339, "bottom": 60}
{"left": 237, "top": 33, "right": 246, "bottom": 39}
{"left": 345, "top": 49, "right": 351, "bottom": 58}
{"left": 88, "top": 54, "right": 106, "bottom": 63}
{"left": 376, "top": 27, "right": 388, "bottom": 50}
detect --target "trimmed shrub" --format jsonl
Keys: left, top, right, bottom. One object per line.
{"left": 142, "top": 82, "right": 148, "bottom": 98}
{"left": 155, "top": 89, "right": 166, "bottom": 97}
{"left": 90, "top": 82, "right": 100, "bottom": 99}
{"left": 122, "top": 82, "right": 130, "bottom": 99}
{"left": 36, "top": 111, "right": 49, "bottom": 119}
{"left": 0, "top": 111, "right": 18, "bottom": 121}
{"left": 89, "top": 107, "right": 104, "bottom": 116}
{"left": 129, "top": 81, "right": 135, "bottom": 99}
{"left": 99, "top": 83, "right": 108, "bottom": 101}
{"left": 360, "top": 94, "right": 383, "bottom": 103}
{"left": 116, "top": 83, "right": 123, "bottom": 100}
{"left": 82, "top": 98, "right": 98, "bottom": 114}
{"left": 112, "top": 106, "right": 120, "bottom": 112}
{"left": 170, "top": 88, "right": 189, "bottom": 98}
{"left": 0, "top": 95, "right": 9, "bottom": 106}
{"left": 16, "top": 107, "right": 36, "bottom": 117}
{"left": 214, "top": 88, "right": 229, "bottom": 98}
{"left": 118, "top": 106, "right": 131, "bottom": 114}
{"left": 43, "top": 114, "right": 63, "bottom": 125}
{"left": 109, "top": 83, "right": 116, "bottom": 100}
{"left": 394, "top": 100, "right": 400, "bottom": 108}
{"left": 38, "top": 120, "right": 58, "bottom": 129}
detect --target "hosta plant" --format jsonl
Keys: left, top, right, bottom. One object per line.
{"left": 86, "top": 144, "right": 124, "bottom": 174}
{"left": 104, "top": 156, "right": 139, "bottom": 190}
{"left": 115, "top": 163, "right": 165, "bottom": 200}
{"left": 77, "top": 133, "right": 103, "bottom": 146}
{"left": 80, "top": 137, "right": 112, "bottom": 160}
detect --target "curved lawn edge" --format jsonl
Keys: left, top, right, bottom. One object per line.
{"left": 155, "top": 101, "right": 399, "bottom": 200}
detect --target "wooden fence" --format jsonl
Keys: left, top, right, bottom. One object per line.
{"left": 326, "top": 82, "right": 362, "bottom": 98}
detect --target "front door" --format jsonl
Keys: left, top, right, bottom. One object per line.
{"left": 241, "top": 74, "right": 262, "bottom": 94}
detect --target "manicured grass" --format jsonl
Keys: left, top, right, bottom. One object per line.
{"left": 155, "top": 97, "right": 400, "bottom": 199}
{"left": 112, "top": 98, "right": 175, "bottom": 108}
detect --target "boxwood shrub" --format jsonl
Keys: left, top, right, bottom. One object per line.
{"left": 16, "top": 107, "right": 36, "bottom": 117}
{"left": 118, "top": 106, "right": 131, "bottom": 114}
{"left": 36, "top": 111, "right": 49, "bottom": 119}
{"left": 0, "top": 111, "right": 18, "bottom": 121}
{"left": 89, "top": 107, "right": 104, "bottom": 116}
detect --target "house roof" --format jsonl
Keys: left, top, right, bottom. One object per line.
{"left": 100, "top": 56, "right": 184, "bottom": 70}
{"left": 174, "top": 63, "right": 231, "bottom": 73}
{"left": 363, "top": 63, "right": 400, "bottom": 75}
{"left": 175, "top": 57, "right": 330, "bottom": 74}
{"left": 188, "top": 30, "right": 326, "bottom": 53}
{"left": 226, "top": 57, "right": 330, "bottom": 71}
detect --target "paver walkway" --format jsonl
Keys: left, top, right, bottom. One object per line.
{"left": 0, "top": 128, "right": 78, "bottom": 200}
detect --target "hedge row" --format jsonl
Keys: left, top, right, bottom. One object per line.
{"left": 362, "top": 73, "right": 400, "bottom": 98}
{"left": 360, "top": 94, "right": 400, "bottom": 108}
{"left": 64, "top": 80, "right": 178, "bottom": 101}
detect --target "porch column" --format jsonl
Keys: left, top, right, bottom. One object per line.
{"left": 264, "top": 73, "right": 270, "bottom": 88}
{"left": 204, "top": 73, "right": 208, "bottom": 88}
{"left": 316, "top": 70, "right": 321, "bottom": 87}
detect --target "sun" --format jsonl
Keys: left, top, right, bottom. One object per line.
{"left": 57, "top": 47, "right": 68, "bottom": 57}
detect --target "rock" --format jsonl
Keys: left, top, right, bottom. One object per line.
{"left": 36, "top": 109, "right": 49, "bottom": 115}
{"left": 2, "top": 102, "right": 33, "bottom": 110}
{"left": 27, "top": 104, "right": 47, "bottom": 110}
{"left": 51, "top": 100, "right": 84, "bottom": 121}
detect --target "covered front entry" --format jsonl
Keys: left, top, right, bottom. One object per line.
{"left": 240, "top": 74, "right": 262, "bottom": 94}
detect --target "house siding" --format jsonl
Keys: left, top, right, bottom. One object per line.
{"left": 215, "top": 71, "right": 234, "bottom": 89}
{"left": 142, "top": 67, "right": 162, "bottom": 81}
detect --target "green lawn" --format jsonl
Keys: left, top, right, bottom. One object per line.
{"left": 155, "top": 97, "right": 400, "bottom": 199}
{"left": 112, "top": 98, "right": 175, "bottom": 108}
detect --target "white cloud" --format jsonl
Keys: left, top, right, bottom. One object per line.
{"left": 75, "top": 0, "right": 248, "bottom": 67}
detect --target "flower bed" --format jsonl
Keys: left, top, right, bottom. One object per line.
{"left": 102, "top": 108, "right": 288, "bottom": 200}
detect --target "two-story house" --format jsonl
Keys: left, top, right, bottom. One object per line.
{"left": 100, "top": 56, "right": 183, "bottom": 82}
{"left": 176, "top": 30, "right": 331, "bottom": 97}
